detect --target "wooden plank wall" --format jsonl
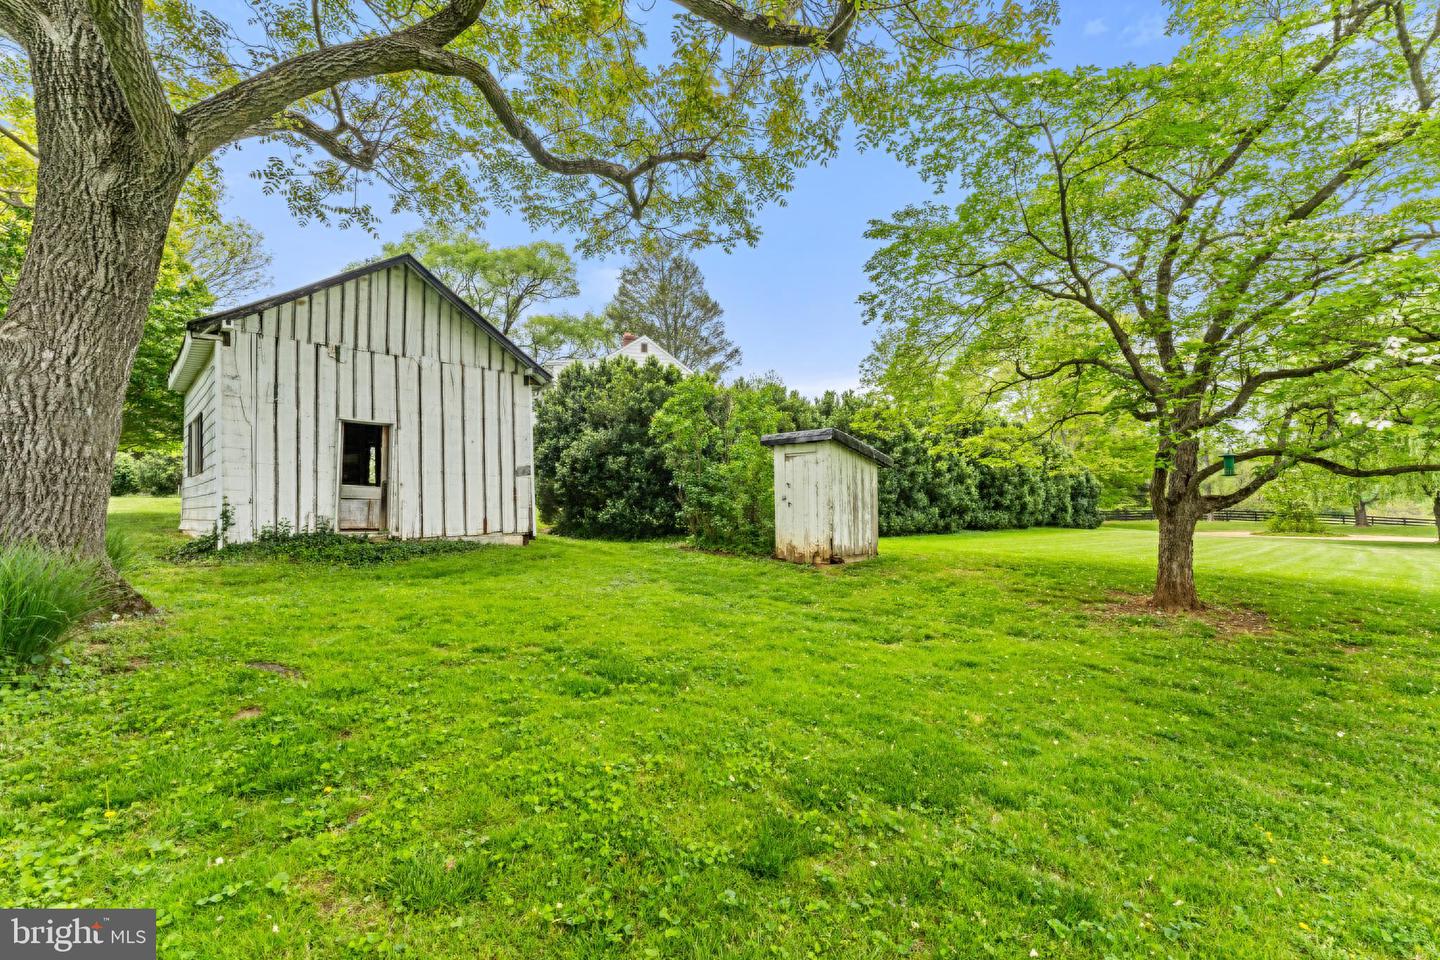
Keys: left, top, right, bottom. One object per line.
{"left": 179, "top": 350, "right": 220, "bottom": 535}
{"left": 216, "top": 263, "right": 536, "bottom": 542}
{"left": 771, "top": 441, "right": 879, "bottom": 563}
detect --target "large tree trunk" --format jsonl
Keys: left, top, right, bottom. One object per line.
{"left": 1149, "top": 438, "right": 1203, "bottom": 611}
{"left": 1433, "top": 491, "right": 1439, "bottom": 543}
{"left": 1353, "top": 499, "right": 1370, "bottom": 527}
{"left": 1154, "top": 499, "right": 1201, "bottom": 611}
{"left": 0, "top": 4, "right": 188, "bottom": 609}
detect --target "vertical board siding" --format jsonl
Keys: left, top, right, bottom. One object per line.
{"left": 297, "top": 344, "right": 317, "bottom": 529}
{"left": 276, "top": 337, "right": 300, "bottom": 528}
{"left": 419, "top": 359, "right": 444, "bottom": 537}
{"left": 484, "top": 369, "right": 502, "bottom": 528}
{"left": 316, "top": 348, "right": 338, "bottom": 529}
{"left": 462, "top": 367, "right": 485, "bottom": 534}
{"left": 196, "top": 262, "right": 538, "bottom": 543}
{"left": 499, "top": 371, "right": 515, "bottom": 533}
{"left": 178, "top": 354, "right": 220, "bottom": 534}
{"left": 219, "top": 329, "right": 256, "bottom": 539}
{"left": 442, "top": 364, "right": 466, "bottom": 537}
{"left": 771, "top": 440, "right": 880, "bottom": 563}
{"left": 253, "top": 328, "right": 278, "bottom": 531}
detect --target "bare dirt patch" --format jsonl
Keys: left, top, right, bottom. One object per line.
{"left": 1097, "top": 591, "right": 1271, "bottom": 637}
{"left": 231, "top": 706, "right": 263, "bottom": 720}
{"left": 247, "top": 661, "right": 301, "bottom": 678}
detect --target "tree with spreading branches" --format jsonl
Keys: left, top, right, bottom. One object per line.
{"left": 0, "top": 0, "right": 1047, "bottom": 602}
{"left": 373, "top": 227, "right": 578, "bottom": 334}
{"left": 606, "top": 238, "right": 740, "bottom": 373}
{"left": 863, "top": 0, "right": 1440, "bottom": 610}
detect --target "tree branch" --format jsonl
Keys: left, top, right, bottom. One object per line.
{"left": 414, "top": 47, "right": 715, "bottom": 217}
{"left": 0, "top": 0, "right": 40, "bottom": 42}
{"left": 180, "top": 0, "right": 486, "bottom": 158}
{"left": 1291, "top": 453, "right": 1440, "bottom": 478}
{"left": 242, "top": 112, "right": 382, "bottom": 170}
{"left": 86, "top": 0, "right": 178, "bottom": 158}
{"left": 669, "top": 0, "right": 857, "bottom": 52}
{"left": 1194, "top": 349, "right": 1368, "bottom": 429}
{"left": 0, "top": 120, "right": 37, "bottom": 158}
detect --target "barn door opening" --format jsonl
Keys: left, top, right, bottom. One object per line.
{"left": 338, "top": 421, "right": 389, "bottom": 533}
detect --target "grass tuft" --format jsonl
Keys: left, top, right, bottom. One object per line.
{"left": 0, "top": 543, "right": 104, "bottom": 673}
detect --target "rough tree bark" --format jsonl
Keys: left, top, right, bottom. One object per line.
{"left": 0, "top": 3, "right": 190, "bottom": 610}
{"left": 1149, "top": 439, "right": 1203, "bottom": 611}
{"left": 1433, "top": 491, "right": 1440, "bottom": 543}
{"left": 1353, "top": 499, "right": 1371, "bottom": 527}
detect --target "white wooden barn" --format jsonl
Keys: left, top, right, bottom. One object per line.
{"left": 166, "top": 254, "right": 551, "bottom": 544}
{"left": 762, "top": 428, "right": 893, "bottom": 564}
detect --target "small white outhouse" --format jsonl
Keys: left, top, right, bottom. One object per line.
{"left": 762, "top": 428, "right": 893, "bottom": 564}
{"left": 167, "top": 254, "right": 551, "bottom": 544}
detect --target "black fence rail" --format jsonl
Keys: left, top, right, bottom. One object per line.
{"left": 1103, "top": 508, "right": 1436, "bottom": 527}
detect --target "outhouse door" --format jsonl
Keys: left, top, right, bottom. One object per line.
{"left": 338, "top": 421, "right": 390, "bottom": 532}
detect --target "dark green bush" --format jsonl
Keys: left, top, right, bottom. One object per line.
{"left": 135, "top": 452, "right": 183, "bottom": 496}
{"left": 0, "top": 545, "right": 105, "bottom": 673}
{"left": 535, "top": 358, "right": 686, "bottom": 538}
{"left": 536, "top": 369, "right": 1103, "bottom": 542}
{"left": 651, "top": 377, "right": 788, "bottom": 555}
{"left": 823, "top": 396, "right": 1103, "bottom": 535}
{"left": 1265, "top": 502, "right": 1325, "bottom": 534}
{"left": 110, "top": 453, "right": 141, "bottom": 496}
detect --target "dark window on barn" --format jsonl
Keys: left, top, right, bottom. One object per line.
{"left": 186, "top": 414, "right": 205, "bottom": 476}
{"left": 342, "top": 422, "right": 385, "bottom": 486}
{"left": 640, "top": 341, "right": 648, "bottom": 353}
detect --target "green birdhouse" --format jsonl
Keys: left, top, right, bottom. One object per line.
{"left": 1223, "top": 454, "right": 1236, "bottom": 477}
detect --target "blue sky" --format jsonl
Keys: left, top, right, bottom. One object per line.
{"left": 215, "top": 1, "right": 1180, "bottom": 396}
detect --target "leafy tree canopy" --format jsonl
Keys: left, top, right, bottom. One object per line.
{"left": 3, "top": 0, "right": 1053, "bottom": 253}
{"left": 520, "top": 310, "right": 616, "bottom": 366}
{"left": 863, "top": 0, "right": 1440, "bottom": 606}
{"left": 374, "top": 227, "right": 579, "bottom": 333}
{"left": 606, "top": 238, "right": 740, "bottom": 373}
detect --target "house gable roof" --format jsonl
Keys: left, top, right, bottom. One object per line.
{"left": 612, "top": 335, "right": 692, "bottom": 374}
{"left": 182, "top": 253, "right": 551, "bottom": 384}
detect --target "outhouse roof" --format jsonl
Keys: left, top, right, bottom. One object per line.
{"left": 760, "top": 428, "right": 894, "bottom": 468}
{"left": 181, "top": 253, "right": 551, "bottom": 384}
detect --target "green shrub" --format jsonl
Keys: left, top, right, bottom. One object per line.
{"left": 1266, "top": 502, "right": 1325, "bottom": 534}
{"left": 135, "top": 453, "right": 183, "bottom": 496}
{"left": 535, "top": 357, "right": 686, "bottom": 538}
{"left": 651, "top": 376, "right": 786, "bottom": 555}
{"left": 826, "top": 397, "right": 1104, "bottom": 534}
{"left": 170, "top": 519, "right": 492, "bottom": 566}
{"left": 0, "top": 545, "right": 105, "bottom": 673}
{"left": 110, "top": 453, "right": 141, "bottom": 496}
{"left": 536, "top": 367, "right": 1102, "bottom": 543}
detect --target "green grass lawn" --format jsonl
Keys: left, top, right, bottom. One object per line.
{"left": 2, "top": 498, "right": 1437, "bottom": 958}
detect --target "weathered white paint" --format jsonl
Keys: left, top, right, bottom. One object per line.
{"left": 169, "top": 255, "right": 547, "bottom": 544}
{"left": 766, "top": 430, "right": 887, "bottom": 564}
{"left": 178, "top": 340, "right": 220, "bottom": 536}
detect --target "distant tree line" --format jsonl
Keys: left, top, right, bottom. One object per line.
{"left": 534, "top": 357, "right": 1101, "bottom": 552}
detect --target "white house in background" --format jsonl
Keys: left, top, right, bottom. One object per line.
{"left": 167, "top": 254, "right": 551, "bottom": 544}
{"left": 549, "top": 332, "right": 692, "bottom": 378}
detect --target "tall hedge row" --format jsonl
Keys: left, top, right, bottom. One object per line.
{"left": 534, "top": 358, "right": 687, "bottom": 538}
{"left": 534, "top": 360, "right": 1101, "bottom": 546}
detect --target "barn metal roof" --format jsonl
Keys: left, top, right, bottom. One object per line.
{"left": 760, "top": 428, "right": 894, "bottom": 467}
{"left": 179, "top": 253, "right": 551, "bottom": 384}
